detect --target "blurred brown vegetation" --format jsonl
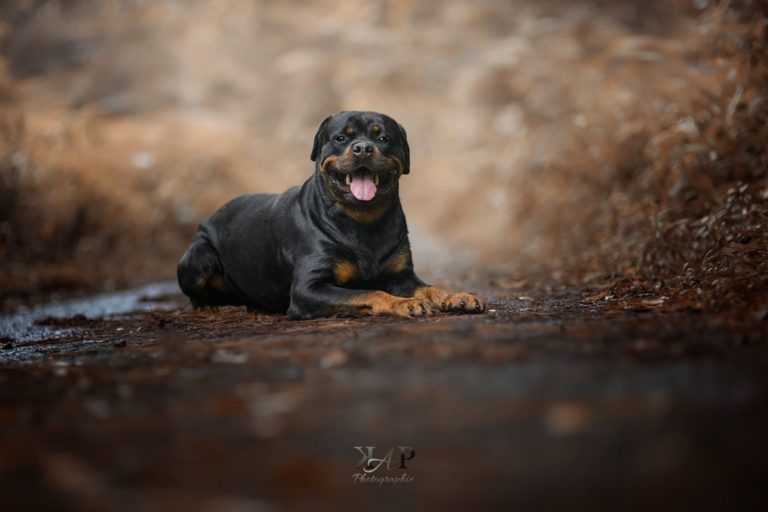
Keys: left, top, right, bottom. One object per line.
{"left": 0, "top": 0, "right": 766, "bottom": 312}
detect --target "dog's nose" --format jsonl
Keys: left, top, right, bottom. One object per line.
{"left": 352, "top": 141, "right": 374, "bottom": 157}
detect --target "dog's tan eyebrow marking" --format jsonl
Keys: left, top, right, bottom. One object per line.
{"left": 371, "top": 124, "right": 382, "bottom": 136}
{"left": 345, "top": 126, "right": 356, "bottom": 136}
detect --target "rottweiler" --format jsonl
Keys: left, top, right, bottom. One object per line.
{"left": 177, "top": 111, "right": 485, "bottom": 319}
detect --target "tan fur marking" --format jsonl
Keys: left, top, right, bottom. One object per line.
{"left": 384, "top": 249, "right": 410, "bottom": 274}
{"left": 414, "top": 286, "right": 486, "bottom": 313}
{"left": 371, "top": 124, "right": 382, "bottom": 136}
{"left": 333, "top": 259, "right": 359, "bottom": 285}
{"left": 206, "top": 273, "right": 229, "bottom": 292}
{"left": 321, "top": 155, "right": 339, "bottom": 173}
{"left": 345, "top": 291, "right": 398, "bottom": 314}
{"left": 345, "top": 126, "right": 356, "bottom": 136}
{"left": 341, "top": 291, "right": 434, "bottom": 317}
{"left": 386, "top": 156, "right": 404, "bottom": 177}
{"left": 196, "top": 273, "right": 233, "bottom": 293}
{"left": 336, "top": 202, "right": 390, "bottom": 224}
{"left": 414, "top": 286, "right": 449, "bottom": 304}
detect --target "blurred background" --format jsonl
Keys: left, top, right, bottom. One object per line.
{"left": 0, "top": 0, "right": 766, "bottom": 311}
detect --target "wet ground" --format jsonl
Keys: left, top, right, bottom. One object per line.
{"left": 1, "top": 281, "right": 767, "bottom": 511}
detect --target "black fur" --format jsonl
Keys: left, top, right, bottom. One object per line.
{"left": 177, "top": 111, "right": 424, "bottom": 319}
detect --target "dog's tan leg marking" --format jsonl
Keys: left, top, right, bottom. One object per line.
{"left": 344, "top": 291, "right": 438, "bottom": 318}
{"left": 333, "top": 259, "right": 359, "bottom": 286}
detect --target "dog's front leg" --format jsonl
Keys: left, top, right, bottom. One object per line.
{"left": 287, "top": 280, "right": 438, "bottom": 319}
{"left": 384, "top": 270, "right": 486, "bottom": 314}
{"left": 286, "top": 263, "right": 438, "bottom": 319}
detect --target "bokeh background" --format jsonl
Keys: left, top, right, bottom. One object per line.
{"left": 1, "top": 0, "right": 766, "bottom": 311}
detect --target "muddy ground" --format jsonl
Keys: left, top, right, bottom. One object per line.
{"left": 1, "top": 277, "right": 767, "bottom": 511}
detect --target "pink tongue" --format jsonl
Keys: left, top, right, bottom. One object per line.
{"left": 349, "top": 173, "right": 377, "bottom": 201}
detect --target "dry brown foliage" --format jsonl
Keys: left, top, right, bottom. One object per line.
{"left": 565, "top": 2, "right": 768, "bottom": 311}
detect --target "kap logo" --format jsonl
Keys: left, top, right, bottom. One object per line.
{"left": 355, "top": 446, "right": 415, "bottom": 473}
{"left": 352, "top": 446, "right": 416, "bottom": 485}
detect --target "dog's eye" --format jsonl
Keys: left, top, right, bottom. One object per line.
{"left": 335, "top": 135, "right": 348, "bottom": 143}
{"left": 377, "top": 136, "right": 390, "bottom": 143}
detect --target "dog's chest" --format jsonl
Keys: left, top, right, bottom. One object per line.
{"left": 332, "top": 246, "right": 407, "bottom": 287}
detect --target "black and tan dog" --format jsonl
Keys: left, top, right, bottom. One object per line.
{"left": 177, "top": 111, "right": 484, "bottom": 319}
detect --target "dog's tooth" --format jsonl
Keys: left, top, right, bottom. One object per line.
{"left": 373, "top": 174, "right": 380, "bottom": 186}
{"left": 345, "top": 174, "right": 352, "bottom": 185}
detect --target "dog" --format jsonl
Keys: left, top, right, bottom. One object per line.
{"left": 177, "top": 111, "right": 485, "bottom": 319}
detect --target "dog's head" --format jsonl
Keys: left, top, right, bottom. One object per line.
{"left": 311, "top": 111, "right": 410, "bottom": 209}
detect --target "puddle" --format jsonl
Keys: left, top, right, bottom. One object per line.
{"left": 0, "top": 281, "right": 182, "bottom": 343}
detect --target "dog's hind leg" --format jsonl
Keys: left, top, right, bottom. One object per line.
{"left": 177, "top": 235, "right": 244, "bottom": 307}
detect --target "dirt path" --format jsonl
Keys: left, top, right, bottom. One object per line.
{"left": 1, "top": 281, "right": 766, "bottom": 511}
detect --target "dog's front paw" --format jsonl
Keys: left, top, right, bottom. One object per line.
{"left": 439, "top": 292, "right": 485, "bottom": 314}
{"left": 387, "top": 298, "right": 439, "bottom": 318}
{"left": 414, "top": 286, "right": 486, "bottom": 315}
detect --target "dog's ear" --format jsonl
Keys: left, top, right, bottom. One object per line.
{"left": 310, "top": 115, "right": 334, "bottom": 162}
{"left": 398, "top": 123, "right": 410, "bottom": 174}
